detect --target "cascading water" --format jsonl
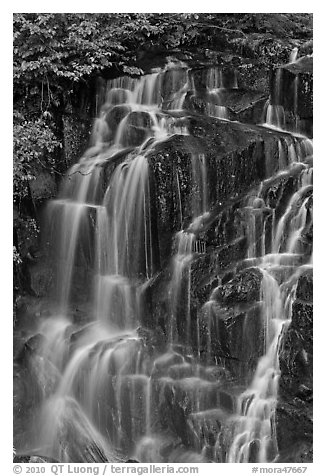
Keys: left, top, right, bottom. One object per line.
{"left": 20, "top": 63, "right": 213, "bottom": 462}
{"left": 226, "top": 156, "right": 312, "bottom": 462}
{"left": 262, "top": 48, "right": 312, "bottom": 137}
{"left": 169, "top": 231, "right": 195, "bottom": 344}
{"left": 263, "top": 68, "right": 286, "bottom": 131}
{"left": 25, "top": 65, "right": 194, "bottom": 461}
{"left": 289, "top": 47, "right": 299, "bottom": 64}
{"left": 16, "top": 60, "right": 312, "bottom": 464}
{"left": 204, "top": 67, "right": 234, "bottom": 119}
{"left": 168, "top": 151, "right": 209, "bottom": 346}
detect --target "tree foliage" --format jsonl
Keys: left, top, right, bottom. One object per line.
{"left": 14, "top": 13, "right": 312, "bottom": 88}
{"left": 13, "top": 112, "right": 61, "bottom": 201}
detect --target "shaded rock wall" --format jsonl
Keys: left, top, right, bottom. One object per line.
{"left": 270, "top": 57, "right": 313, "bottom": 137}
{"left": 147, "top": 117, "right": 302, "bottom": 269}
{"left": 276, "top": 268, "right": 313, "bottom": 462}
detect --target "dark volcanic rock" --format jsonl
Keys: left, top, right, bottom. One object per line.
{"left": 215, "top": 237, "right": 248, "bottom": 272}
{"left": 148, "top": 134, "right": 206, "bottom": 267}
{"left": 148, "top": 115, "right": 292, "bottom": 268}
{"left": 214, "top": 268, "right": 263, "bottom": 305}
{"left": 220, "top": 302, "right": 264, "bottom": 372}
{"left": 276, "top": 399, "right": 313, "bottom": 463}
{"left": 269, "top": 58, "right": 313, "bottom": 135}
{"left": 137, "top": 325, "right": 167, "bottom": 352}
{"left": 104, "top": 104, "right": 131, "bottom": 137}
{"left": 235, "top": 97, "right": 267, "bottom": 125}
{"left": 28, "top": 260, "right": 54, "bottom": 297}
{"left": 140, "top": 270, "right": 170, "bottom": 333}
{"left": 283, "top": 56, "right": 313, "bottom": 75}
{"left": 277, "top": 443, "right": 313, "bottom": 464}
{"left": 183, "top": 92, "right": 214, "bottom": 116}
{"left": 296, "top": 268, "right": 313, "bottom": 302}
{"left": 197, "top": 299, "right": 264, "bottom": 377}
{"left": 162, "top": 67, "right": 188, "bottom": 102}
{"left": 189, "top": 66, "right": 238, "bottom": 91}
{"left": 193, "top": 266, "right": 265, "bottom": 375}
{"left": 279, "top": 300, "right": 313, "bottom": 397}
{"left": 277, "top": 276, "right": 313, "bottom": 463}
{"left": 297, "top": 72, "right": 313, "bottom": 119}
{"left": 237, "top": 61, "right": 270, "bottom": 94}
{"left": 40, "top": 397, "right": 121, "bottom": 463}
{"left": 120, "top": 111, "right": 154, "bottom": 147}
{"left": 184, "top": 88, "right": 268, "bottom": 125}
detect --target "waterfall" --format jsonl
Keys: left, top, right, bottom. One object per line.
{"left": 289, "top": 47, "right": 299, "bottom": 64}
{"left": 204, "top": 67, "right": 232, "bottom": 119}
{"left": 227, "top": 270, "right": 291, "bottom": 462}
{"left": 16, "top": 60, "right": 312, "bottom": 464}
{"left": 169, "top": 231, "right": 195, "bottom": 344}
{"left": 263, "top": 67, "right": 285, "bottom": 131}
{"left": 262, "top": 54, "right": 311, "bottom": 137}
{"left": 168, "top": 152, "right": 209, "bottom": 345}
{"left": 227, "top": 148, "right": 312, "bottom": 463}
{"left": 30, "top": 65, "right": 194, "bottom": 460}
{"left": 25, "top": 63, "right": 217, "bottom": 461}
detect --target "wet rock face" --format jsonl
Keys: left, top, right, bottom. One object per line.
{"left": 276, "top": 400, "right": 313, "bottom": 463}
{"left": 277, "top": 268, "right": 313, "bottom": 462}
{"left": 28, "top": 260, "right": 54, "bottom": 297}
{"left": 43, "top": 398, "right": 119, "bottom": 463}
{"left": 184, "top": 88, "right": 268, "bottom": 125}
{"left": 279, "top": 300, "right": 313, "bottom": 395}
{"left": 213, "top": 268, "right": 263, "bottom": 305}
{"left": 148, "top": 116, "right": 293, "bottom": 268}
{"left": 200, "top": 269, "right": 264, "bottom": 375}
{"left": 213, "top": 238, "right": 248, "bottom": 274}
{"left": 14, "top": 332, "right": 61, "bottom": 453}
{"left": 162, "top": 67, "right": 188, "bottom": 104}
{"left": 118, "top": 111, "right": 154, "bottom": 147}
{"left": 63, "top": 115, "right": 92, "bottom": 167}
{"left": 143, "top": 262, "right": 265, "bottom": 377}
{"left": 190, "top": 253, "right": 221, "bottom": 306}
{"left": 29, "top": 170, "right": 57, "bottom": 204}
{"left": 183, "top": 93, "right": 211, "bottom": 116}
{"left": 296, "top": 270, "right": 313, "bottom": 302}
{"left": 269, "top": 60, "right": 313, "bottom": 136}
{"left": 148, "top": 134, "right": 206, "bottom": 268}
{"left": 187, "top": 117, "right": 289, "bottom": 199}
{"left": 104, "top": 105, "right": 131, "bottom": 137}
{"left": 297, "top": 72, "right": 313, "bottom": 119}
{"left": 189, "top": 66, "right": 238, "bottom": 91}
{"left": 197, "top": 300, "right": 264, "bottom": 378}
{"left": 237, "top": 62, "right": 270, "bottom": 94}
{"left": 140, "top": 271, "right": 170, "bottom": 333}
{"left": 137, "top": 326, "right": 167, "bottom": 353}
